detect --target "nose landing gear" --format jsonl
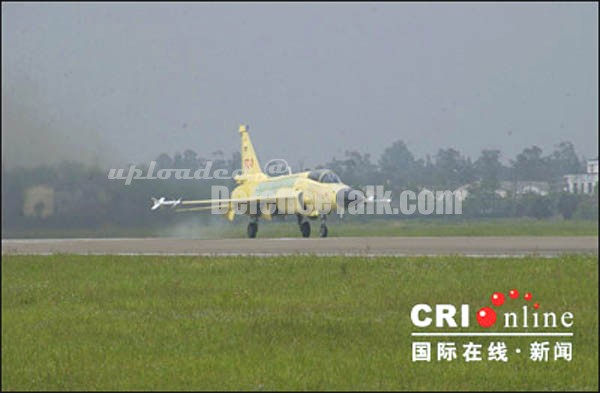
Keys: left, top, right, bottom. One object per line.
{"left": 319, "top": 214, "right": 328, "bottom": 238}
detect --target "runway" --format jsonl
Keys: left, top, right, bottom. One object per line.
{"left": 2, "top": 236, "right": 597, "bottom": 257}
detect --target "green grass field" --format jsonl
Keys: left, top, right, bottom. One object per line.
{"left": 4, "top": 217, "right": 598, "bottom": 239}
{"left": 2, "top": 254, "right": 598, "bottom": 390}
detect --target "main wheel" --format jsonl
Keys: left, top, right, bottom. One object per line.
{"left": 300, "top": 221, "right": 311, "bottom": 238}
{"left": 247, "top": 222, "right": 258, "bottom": 238}
{"left": 319, "top": 224, "right": 328, "bottom": 238}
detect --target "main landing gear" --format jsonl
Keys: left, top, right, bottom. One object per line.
{"left": 297, "top": 214, "right": 311, "bottom": 238}
{"left": 296, "top": 214, "right": 328, "bottom": 238}
{"left": 248, "top": 215, "right": 329, "bottom": 239}
{"left": 247, "top": 216, "right": 258, "bottom": 238}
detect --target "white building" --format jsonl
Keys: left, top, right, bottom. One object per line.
{"left": 564, "top": 158, "right": 598, "bottom": 194}
{"left": 499, "top": 181, "right": 550, "bottom": 196}
{"left": 587, "top": 159, "right": 599, "bottom": 175}
{"left": 451, "top": 181, "right": 537, "bottom": 202}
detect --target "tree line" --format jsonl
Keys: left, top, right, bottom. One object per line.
{"left": 1, "top": 141, "right": 597, "bottom": 233}
{"left": 322, "top": 141, "right": 584, "bottom": 191}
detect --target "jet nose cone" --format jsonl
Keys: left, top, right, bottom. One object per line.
{"left": 336, "top": 187, "right": 363, "bottom": 208}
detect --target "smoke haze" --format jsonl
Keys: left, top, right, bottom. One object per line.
{"left": 2, "top": 3, "right": 598, "bottom": 169}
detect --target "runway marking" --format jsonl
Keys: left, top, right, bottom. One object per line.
{"left": 0, "top": 252, "right": 585, "bottom": 258}
{"left": 3, "top": 236, "right": 596, "bottom": 257}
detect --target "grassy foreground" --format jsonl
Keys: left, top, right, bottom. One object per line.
{"left": 2, "top": 254, "right": 598, "bottom": 390}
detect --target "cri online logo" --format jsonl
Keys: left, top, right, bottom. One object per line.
{"left": 411, "top": 289, "right": 574, "bottom": 329}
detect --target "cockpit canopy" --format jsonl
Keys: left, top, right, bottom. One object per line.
{"left": 307, "top": 169, "right": 341, "bottom": 184}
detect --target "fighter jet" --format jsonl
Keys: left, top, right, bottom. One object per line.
{"left": 152, "top": 124, "right": 383, "bottom": 238}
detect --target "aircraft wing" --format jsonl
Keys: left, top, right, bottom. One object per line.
{"left": 152, "top": 191, "right": 301, "bottom": 219}
{"left": 180, "top": 196, "right": 275, "bottom": 206}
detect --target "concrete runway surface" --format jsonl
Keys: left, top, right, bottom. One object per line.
{"left": 2, "top": 236, "right": 597, "bottom": 257}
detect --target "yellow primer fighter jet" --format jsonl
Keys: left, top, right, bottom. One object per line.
{"left": 152, "top": 124, "right": 362, "bottom": 238}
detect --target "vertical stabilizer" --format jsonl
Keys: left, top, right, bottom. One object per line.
{"left": 239, "top": 124, "right": 264, "bottom": 177}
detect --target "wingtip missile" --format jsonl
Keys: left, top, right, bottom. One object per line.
{"left": 151, "top": 197, "right": 181, "bottom": 210}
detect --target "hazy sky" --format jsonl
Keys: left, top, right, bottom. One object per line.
{"left": 2, "top": 2, "right": 598, "bottom": 169}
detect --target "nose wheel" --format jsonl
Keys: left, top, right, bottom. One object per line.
{"left": 319, "top": 224, "right": 328, "bottom": 238}
{"left": 319, "top": 214, "right": 328, "bottom": 238}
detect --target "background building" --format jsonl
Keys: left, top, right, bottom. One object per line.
{"left": 564, "top": 158, "right": 598, "bottom": 194}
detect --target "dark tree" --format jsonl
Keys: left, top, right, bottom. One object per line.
{"left": 474, "top": 149, "right": 503, "bottom": 190}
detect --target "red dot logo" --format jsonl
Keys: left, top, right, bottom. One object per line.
{"left": 491, "top": 292, "right": 505, "bottom": 307}
{"left": 509, "top": 289, "right": 519, "bottom": 299}
{"left": 524, "top": 292, "right": 532, "bottom": 301}
{"left": 534, "top": 302, "right": 540, "bottom": 309}
{"left": 476, "top": 307, "right": 497, "bottom": 328}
